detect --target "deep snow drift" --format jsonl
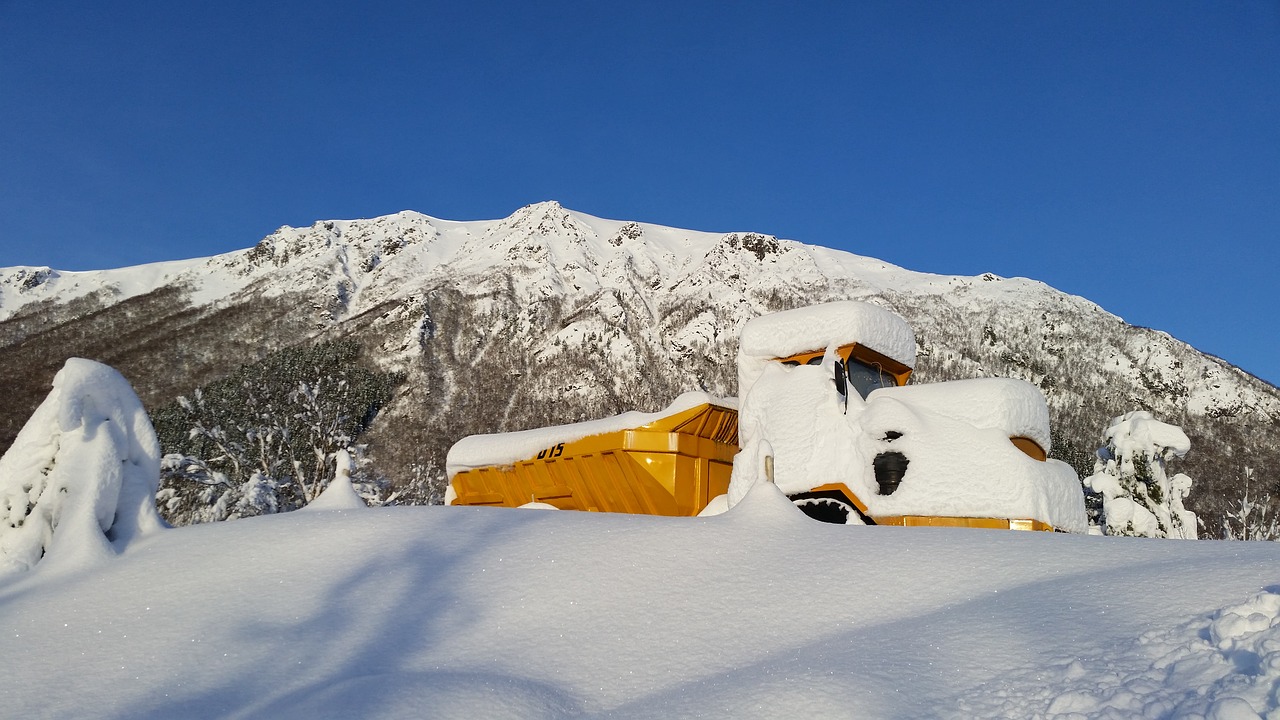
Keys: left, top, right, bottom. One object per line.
{"left": 0, "top": 361, "right": 1274, "bottom": 717}
{"left": 1, "top": 489, "right": 1278, "bottom": 719}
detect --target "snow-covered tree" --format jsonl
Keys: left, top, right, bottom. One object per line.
{"left": 304, "top": 448, "right": 369, "bottom": 511}
{"left": 153, "top": 341, "right": 398, "bottom": 525}
{"left": 0, "top": 359, "right": 166, "bottom": 573}
{"left": 1083, "top": 410, "right": 1197, "bottom": 539}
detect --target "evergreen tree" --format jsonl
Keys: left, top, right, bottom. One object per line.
{"left": 1083, "top": 410, "right": 1197, "bottom": 538}
{"left": 153, "top": 341, "right": 400, "bottom": 525}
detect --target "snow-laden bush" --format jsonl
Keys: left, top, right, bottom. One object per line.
{"left": 0, "top": 359, "right": 166, "bottom": 573}
{"left": 1084, "top": 410, "right": 1197, "bottom": 539}
{"left": 1221, "top": 467, "right": 1279, "bottom": 541}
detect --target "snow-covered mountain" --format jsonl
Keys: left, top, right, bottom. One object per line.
{"left": 2, "top": 202, "right": 1276, "bottom": 529}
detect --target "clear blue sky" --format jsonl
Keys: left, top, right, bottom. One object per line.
{"left": 3, "top": 1, "right": 1278, "bottom": 386}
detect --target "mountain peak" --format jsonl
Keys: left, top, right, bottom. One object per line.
{"left": 498, "top": 201, "right": 584, "bottom": 236}
{"left": 516, "top": 199, "right": 567, "bottom": 214}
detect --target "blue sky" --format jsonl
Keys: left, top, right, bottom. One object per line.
{"left": 3, "top": 1, "right": 1278, "bottom": 386}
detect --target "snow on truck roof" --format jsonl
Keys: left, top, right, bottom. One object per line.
{"left": 445, "top": 391, "right": 736, "bottom": 477}
{"left": 737, "top": 301, "right": 916, "bottom": 368}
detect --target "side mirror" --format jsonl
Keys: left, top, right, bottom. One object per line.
{"left": 834, "top": 360, "right": 848, "bottom": 402}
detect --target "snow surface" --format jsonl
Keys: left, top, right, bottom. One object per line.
{"left": 1, "top": 485, "right": 1278, "bottom": 718}
{"left": 869, "top": 377, "right": 1055, "bottom": 455}
{"left": 446, "top": 391, "right": 735, "bottom": 478}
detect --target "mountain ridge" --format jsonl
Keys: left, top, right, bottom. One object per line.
{"left": 1, "top": 202, "right": 1276, "bottom": 532}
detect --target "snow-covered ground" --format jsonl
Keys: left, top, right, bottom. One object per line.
{"left": 2, "top": 329, "right": 1276, "bottom": 718}
{"left": 2, "top": 489, "right": 1278, "bottom": 719}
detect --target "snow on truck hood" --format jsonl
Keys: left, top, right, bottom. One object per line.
{"left": 868, "top": 377, "right": 1054, "bottom": 454}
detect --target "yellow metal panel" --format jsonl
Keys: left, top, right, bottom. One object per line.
{"left": 799, "top": 482, "right": 1056, "bottom": 531}
{"left": 877, "top": 516, "right": 1054, "bottom": 532}
{"left": 877, "top": 516, "right": 1013, "bottom": 530}
{"left": 449, "top": 402, "right": 737, "bottom": 517}
{"left": 775, "top": 342, "right": 913, "bottom": 387}
{"left": 806, "top": 482, "right": 873, "bottom": 516}
{"left": 1009, "top": 436, "right": 1048, "bottom": 462}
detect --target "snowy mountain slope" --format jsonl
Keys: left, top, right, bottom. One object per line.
{"left": 1, "top": 202, "right": 1277, "bottom": 527}
{"left": 1, "top": 490, "right": 1278, "bottom": 718}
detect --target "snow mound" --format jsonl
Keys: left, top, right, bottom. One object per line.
{"left": 0, "top": 359, "right": 165, "bottom": 574}
{"left": 2, "top": 503, "right": 1276, "bottom": 718}
{"left": 869, "top": 377, "right": 1054, "bottom": 455}
{"left": 855, "top": 390, "right": 1086, "bottom": 531}
{"left": 304, "top": 448, "right": 367, "bottom": 511}
{"left": 734, "top": 355, "right": 1086, "bottom": 532}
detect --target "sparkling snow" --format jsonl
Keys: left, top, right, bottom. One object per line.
{"left": 303, "top": 448, "right": 367, "bottom": 512}
{"left": 0, "top": 487, "right": 1277, "bottom": 718}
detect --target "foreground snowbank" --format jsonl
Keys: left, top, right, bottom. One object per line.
{"left": 0, "top": 485, "right": 1276, "bottom": 719}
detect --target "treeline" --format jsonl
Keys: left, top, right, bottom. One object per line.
{"left": 152, "top": 340, "right": 401, "bottom": 525}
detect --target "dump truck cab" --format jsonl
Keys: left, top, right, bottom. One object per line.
{"left": 777, "top": 341, "right": 912, "bottom": 400}
{"left": 733, "top": 301, "right": 1083, "bottom": 532}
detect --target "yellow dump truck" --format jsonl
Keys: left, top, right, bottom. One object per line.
{"left": 447, "top": 301, "right": 1087, "bottom": 532}
{"left": 448, "top": 400, "right": 738, "bottom": 517}
{"left": 446, "top": 327, "right": 910, "bottom": 520}
{"left": 447, "top": 399, "right": 1054, "bottom": 530}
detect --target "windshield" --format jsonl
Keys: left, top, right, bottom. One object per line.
{"left": 845, "top": 358, "right": 897, "bottom": 399}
